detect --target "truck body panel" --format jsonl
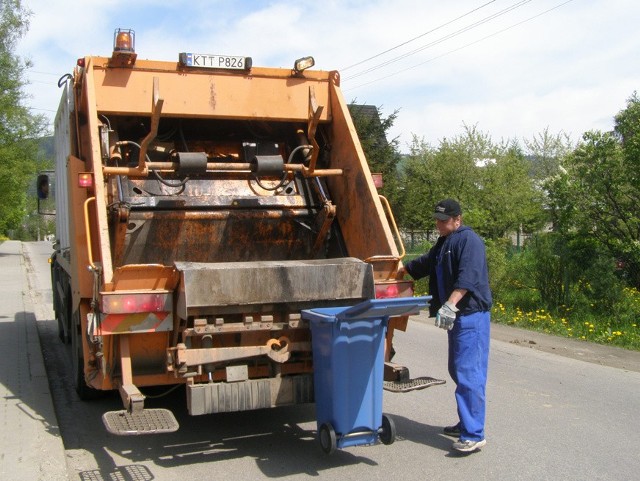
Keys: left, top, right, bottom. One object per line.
{"left": 46, "top": 37, "right": 419, "bottom": 432}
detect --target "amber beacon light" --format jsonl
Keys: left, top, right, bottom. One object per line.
{"left": 110, "top": 28, "right": 137, "bottom": 66}
{"left": 114, "top": 28, "right": 135, "bottom": 52}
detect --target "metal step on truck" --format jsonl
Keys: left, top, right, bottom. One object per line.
{"left": 37, "top": 28, "right": 443, "bottom": 436}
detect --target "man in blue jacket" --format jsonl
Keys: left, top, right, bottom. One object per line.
{"left": 399, "top": 198, "right": 492, "bottom": 453}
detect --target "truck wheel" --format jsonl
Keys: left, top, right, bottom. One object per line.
{"left": 71, "top": 313, "right": 103, "bottom": 400}
{"left": 52, "top": 263, "right": 65, "bottom": 343}
{"left": 379, "top": 414, "right": 396, "bottom": 445}
{"left": 56, "top": 312, "right": 66, "bottom": 343}
{"left": 319, "top": 423, "right": 337, "bottom": 455}
{"left": 57, "top": 292, "right": 71, "bottom": 344}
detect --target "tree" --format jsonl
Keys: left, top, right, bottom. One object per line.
{"left": 0, "top": 0, "right": 48, "bottom": 236}
{"left": 524, "top": 128, "right": 574, "bottom": 181}
{"left": 401, "top": 124, "right": 544, "bottom": 239}
{"left": 348, "top": 103, "right": 404, "bottom": 216}
{"left": 549, "top": 93, "right": 640, "bottom": 287}
{"left": 472, "top": 146, "right": 546, "bottom": 239}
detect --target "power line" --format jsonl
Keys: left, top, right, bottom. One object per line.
{"left": 26, "top": 70, "right": 60, "bottom": 76}
{"left": 344, "top": 0, "right": 574, "bottom": 92}
{"left": 27, "top": 106, "right": 57, "bottom": 113}
{"left": 26, "top": 79, "right": 57, "bottom": 85}
{"left": 340, "top": 0, "right": 497, "bottom": 72}
{"left": 344, "top": 0, "right": 533, "bottom": 81}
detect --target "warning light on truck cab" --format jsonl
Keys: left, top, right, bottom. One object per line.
{"left": 113, "top": 28, "right": 135, "bottom": 53}
{"left": 110, "top": 28, "right": 137, "bottom": 67}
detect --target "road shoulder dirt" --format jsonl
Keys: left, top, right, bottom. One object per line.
{"left": 412, "top": 312, "right": 640, "bottom": 373}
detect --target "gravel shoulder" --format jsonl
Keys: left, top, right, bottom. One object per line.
{"left": 412, "top": 312, "right": 640, "bottom": 373}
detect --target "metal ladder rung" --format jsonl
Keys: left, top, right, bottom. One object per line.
{"left": 383, "top": 376, "right": 446, "bottom": 393}
{"left": 102, "top": 408, "right": 179, "bottom": 435}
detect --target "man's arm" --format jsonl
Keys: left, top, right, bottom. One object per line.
{"left": 446, "top": 288, "right": 468, "bottom": 308}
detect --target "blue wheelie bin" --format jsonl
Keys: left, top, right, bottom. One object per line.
{"left": 302, "top": 296, "right": 431, "bottom": 454}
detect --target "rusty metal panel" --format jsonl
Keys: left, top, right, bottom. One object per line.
{"left": 175, "top": 258, "right": 374, "bottom": 318}
{"left": 119, "top": 210, "right": 317, "bottom": 266}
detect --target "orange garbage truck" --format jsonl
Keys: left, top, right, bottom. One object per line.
{"left": 40, "top": 29, "right": 437, "bottom": 435}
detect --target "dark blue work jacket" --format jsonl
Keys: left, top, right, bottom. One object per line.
{"left": 404, "top": 226, "right": 492, "bottom": 317}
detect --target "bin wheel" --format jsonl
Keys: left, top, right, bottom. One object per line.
{"left": 319, "top": 423, "right": 337, "bottom": 455}
{"left": 380, "top": 414, "right": 396, "bottom": 445}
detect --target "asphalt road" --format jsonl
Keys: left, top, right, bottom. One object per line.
{"left": 24, "top": 241, "right": 640, "bottom": 481}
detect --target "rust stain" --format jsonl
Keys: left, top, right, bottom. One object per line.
{"left": 209, "top": 79, "right": 216, "bottom": 110}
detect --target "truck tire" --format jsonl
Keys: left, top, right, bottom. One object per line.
{"left": 51, "top": 260, "right": 71, "bottom": 344}
{"left": 71, "top": 311, "right": 104, "bottom": 400}
{"left": 57, "top": 290, "right": 71, "bottom": 344}
{"left": 50, "top": 257, "right": 65, "bottom": 343}
{"left": 56, "top": 309, "right": 66, "bottom": 343}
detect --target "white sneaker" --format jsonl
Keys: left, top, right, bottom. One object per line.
{"left": 452, "top": 438, "right": 486, "bottom": 452}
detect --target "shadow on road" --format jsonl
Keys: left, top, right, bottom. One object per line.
{"left": 0, "top": 310, "right": 63, "bottom": 442}
{"left": 41, "top": 312, "right": 438, "bottom": 479}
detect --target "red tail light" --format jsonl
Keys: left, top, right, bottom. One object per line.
{"left": 78, "top": 173, "right": 93, "bottom": 188}
{"left": 102, "top": 292, "right": 172, "bottom": 314}
{"left": 374, "top": 281, "right": 414, "bottom": 299}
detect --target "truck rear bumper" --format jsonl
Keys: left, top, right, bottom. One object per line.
{"left": 187, "top": 374, "right": 314, "bottom": 415}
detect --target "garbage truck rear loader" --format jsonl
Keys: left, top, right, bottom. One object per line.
{"left": 45, "top": 29, "right": 431, "bottom": 434}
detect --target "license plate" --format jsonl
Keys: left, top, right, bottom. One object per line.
{"left": 179, "top": 53, "right": 252, "bottom": 71}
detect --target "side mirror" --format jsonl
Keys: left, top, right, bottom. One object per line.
{"left": 37, "top": 174, "right": 49, "bottom": 200}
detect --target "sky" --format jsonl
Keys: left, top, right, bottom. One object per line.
{"left": 16, "top": 0, "right": 640, "bottom": 152}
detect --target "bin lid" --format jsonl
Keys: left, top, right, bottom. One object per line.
{"left": 336, "top": 296, "right": 431, "bottom": 320}
{"left": 302, "top": 296, "right": 431, "bottom": 323}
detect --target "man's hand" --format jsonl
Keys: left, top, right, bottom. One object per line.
{"left": 435, "top": 302, "right": 458, "bottom": 330}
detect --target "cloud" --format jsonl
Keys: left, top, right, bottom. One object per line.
{"left": 16, "top": 0, "right": 640, "bottom": 147}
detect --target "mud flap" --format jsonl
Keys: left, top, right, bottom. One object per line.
{"left": 102, "top": 408, "right": 179, "bottom": 435}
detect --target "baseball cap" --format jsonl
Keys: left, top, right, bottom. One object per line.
{"left": 433, "top": 199, "right": 462, "bottom": 220}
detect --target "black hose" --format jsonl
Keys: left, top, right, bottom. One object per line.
{"left": 57, "top": 73, "right": 72, "bottom": 88}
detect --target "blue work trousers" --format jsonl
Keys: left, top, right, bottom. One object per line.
{"left": 447, "top": 310, "right": 490, "bottom": 442}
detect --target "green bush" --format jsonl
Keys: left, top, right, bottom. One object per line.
{"left": 485, "top": 237, "right": 510, "bottom": 297}
{"left": 491, "top": 232, "right": 640, "bottom": 350}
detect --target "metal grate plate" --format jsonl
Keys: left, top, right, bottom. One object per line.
{"left": 384, "top": 376, "right": 446, "bottom": 393}
{"left": 102, "top": 408, "right": 179, "bottom": 436}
